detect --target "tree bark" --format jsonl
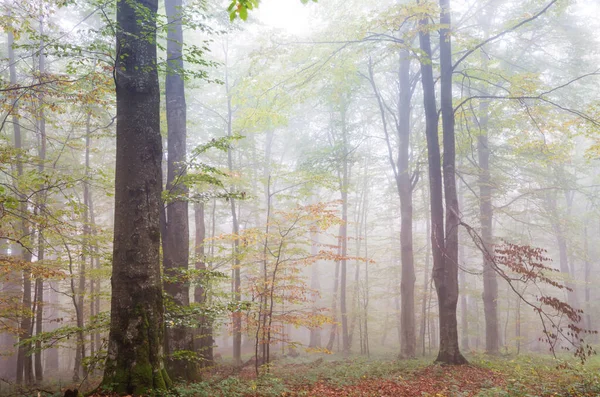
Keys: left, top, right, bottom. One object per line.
{"left": 163, "top": 0, "right": 195, "bottom": 380}
{"left": 438, "top": 0, "right": 466, "bottom": 365}
{"left": 417, "top": 0, "right": 466, "bottom": 364}
{"left": 101, "top": 0, "right": 171, "bottom": 392}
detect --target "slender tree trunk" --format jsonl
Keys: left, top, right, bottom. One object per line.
{"left": 546, "top": 189, "right": 578, "bottom": 309}
{"left": 325, "top": 252, "right": 340, "bottom": 352}
{"left": 101, "top": 0, "right": 171, "bottom": 391}
{"left": 225, "top": 62, "right": 242, "bottom": 365}
{"left": 477, "top": 10, "right": 499, "bottom": 353}
{"left": 308, "top": 226, "right": 322, "bottom": 348}
{"left": 584, "top": 223, "right": 591, "bottom": 331}
{"left": 43, "top": 282, "right": 59, "bottom": 374}
{"left": 458, "top": 184, "right": 469, "bottom": 351}
{"left": 89, "top": 183, "right": 101, "bottom": 357}
{"left": 419, "top": 189, "right": 431, "bottom": 356}
{"left": 438, "top": 0, "right": 466, "bottom": 365}
{"left": 340, "top": 107, "right": 350, "bottom": 355}
{"left": 34, "top": 20, "right": 46, "bottom": 382}
{"left": 418, "top": 1, "right": 446, "bottom": 363}
{"left": 73, "top": 112, "right": 91, "bottom": 383}
{"left": 9, "top": 17, "right": 34, "bottom": 384}
{"left": 194, "top": 202, "right": 213, "bottom": 367}
{"left": 163, "top": 0, "right": 194, "bottom": 380}
{"left": 397, "top": 49, "right": 416, "bottom": 358}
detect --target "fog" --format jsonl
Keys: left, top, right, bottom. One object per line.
{"left": 1, "top": 0, "right": 600, "bottom": 393}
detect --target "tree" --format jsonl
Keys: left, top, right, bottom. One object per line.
{"left": 100, "top": 0, "right": 171, "bottom": 392}
{"left": 417, "top": 0, "right": 466, "bottom": 365}
{"left": 162, "top": 0, "right": 196, "bottom": 380}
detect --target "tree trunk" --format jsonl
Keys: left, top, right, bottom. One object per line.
{"left": 583, "top": 223, "right": 591, "bottom": 332}
{"left": 163, "top": 0, "right": 194, "bottom": 380}
{"left": 308, "top": 227, "right": 322, "bottom": 348}
{"left": 101, "top": 0, "right": 171, "bottom": 392}
{"left": 477, "top": 8, "right": 499, "bottom": 353}
{"left": 418, "top": 0, "right": 466, "bottom": 364}
{"left": 325, "top": 253, "right": 340, "bottom": 352}
{"left": 438, "top": 0, "right": 466, "bottom": 365}
{"left": 9, "top": 17, "right": 34, "bottom": 384}
{"left": 458, "top": 183, "right": 469, "bottom": 351}
{"left": 397, "top": 49, "right": 416, "bottom": 359}
{"left": 223, "top": 56, "right": 242, "bottom": 366}
{"left": 74, "top": 111, "right": 91, "bottom": 383}
{"left": 34, "top": 20, "right": 46, "bottom": 382}
{"left": 194, "top": 202, "right": 213, "bottom": 366}
{"left": 340, "top": 107, "right": 350, "bottom": 355}
{"left": 43, "top": 282, "right": 59, "bottom": 375}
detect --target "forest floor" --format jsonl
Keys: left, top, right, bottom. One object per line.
{"left": 164, "top": 352, "right": 600, "bottom": 397}
{"left": 9, "top": 352, "right": 600, "bottom": 396}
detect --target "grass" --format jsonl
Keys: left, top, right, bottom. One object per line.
{"left": 166, "top": 352, "right": 600, "bottom": 397}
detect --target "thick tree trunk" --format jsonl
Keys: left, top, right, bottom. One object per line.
{"left": 163, "top": 0, "right": 194, "bottom": 380}
{"left": 101, "top": 0, "right": 171, "bottom": 392}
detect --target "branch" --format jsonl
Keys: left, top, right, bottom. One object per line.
{"left": 452, "top": 0, "right": 559, "bottom": 71}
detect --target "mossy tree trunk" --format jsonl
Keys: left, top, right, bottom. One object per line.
{"left": 101, "top": 0, "right": 171, "bottom": 393}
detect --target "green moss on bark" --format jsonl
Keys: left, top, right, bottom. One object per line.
{"left": 101, "top": 302, "right": 171, "bottom": 395}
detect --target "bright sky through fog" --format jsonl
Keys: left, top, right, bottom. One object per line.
{"left": 256, "top": 0, "right": 313, "bottom": 35}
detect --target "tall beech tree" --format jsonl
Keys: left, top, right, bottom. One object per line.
{"left": 101, "top": 0, "right": 171, "bottom": 392}
{"left": 365, "top": 47, "right": 416, "bottom": 358}
{"left": 417, "top": 0, "right": 466, "bottom": 365}
{"left": 162, "top": 0, "right": 196, "bottom": 380}
{"left": 437, "top": 0, "right": 466, "bottom": 365}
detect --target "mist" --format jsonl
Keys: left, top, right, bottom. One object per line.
{"left": 1, "top": 0, "right": 600, "bottom": 395}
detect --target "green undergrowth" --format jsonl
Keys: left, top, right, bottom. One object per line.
{"left": 163, "top": 352, "right": 600, "bottom": 397}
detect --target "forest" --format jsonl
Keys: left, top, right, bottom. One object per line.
{"left": 1, "top": 0, "right": 600, "bottom": 395}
